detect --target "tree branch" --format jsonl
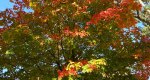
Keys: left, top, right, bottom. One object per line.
{"left": 135, "top": 16, "right": 150, "bottom": 25}
{"left": 37, "top": 65, "right": 44, "bottom": 75}
{"left": 137, "top": 0, "right": 150, "bottom": 13}
{"left": 135, "top": 11, "right": 150, "bottom": 25}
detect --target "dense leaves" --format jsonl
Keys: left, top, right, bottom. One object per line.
{"left": 0, "top": 0, "right": 150, "bottom": 80}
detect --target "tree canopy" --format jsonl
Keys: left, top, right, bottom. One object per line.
{"left": 0, "top": 0, "right": 150, "bottom": 80}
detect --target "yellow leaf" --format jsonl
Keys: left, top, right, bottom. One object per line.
{"left": 29, "top": 2, "right": 36, "bottom": 8}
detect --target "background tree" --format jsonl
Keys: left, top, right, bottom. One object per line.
{"left": 134, "top": 0, "right": 150, "bottom": 79}
{"left": 0, "top": 0, "right": 149, "bottom": 80}
{"left": 135, "top": 0, "right": 150, "bottom": 26}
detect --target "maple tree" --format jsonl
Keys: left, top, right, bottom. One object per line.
{"left": 0, "top": 0, "right": 150, "bottom": 80}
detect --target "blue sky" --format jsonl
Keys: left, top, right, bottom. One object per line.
{"left": 0, "top": 0, "right": 33, "bottom": 12}
{"left": 0, "top": 0, "right": 14, "bottom": 28}
{"left": 0, "top": 0, "right": 14, "bottom": 11}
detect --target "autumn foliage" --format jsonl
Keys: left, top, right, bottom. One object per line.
{"left": 0, "top": 0, "right": 150, "bottom": 80}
